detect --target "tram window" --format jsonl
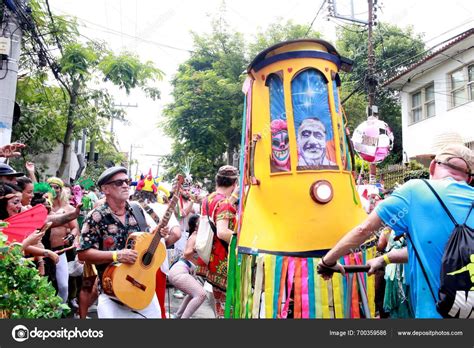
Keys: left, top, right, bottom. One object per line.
{"left": 291, "top": 69, "right": 338, "bottom": 170}
{"left": 267, "top": 73, "right": 291, "bottom": 173}
{"left": 332, "top": 76, "right": 351, "bottom": 170}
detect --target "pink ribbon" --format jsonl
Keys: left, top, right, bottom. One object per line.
{"left": 281, "top": 257, "right": 295, "bottom": 319}
{"left": 301, "top": 259, "right": 309, "bottom": 319}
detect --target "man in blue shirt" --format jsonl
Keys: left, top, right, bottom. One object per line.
{"left": 317, "top": 144, "right": 474, "bottom": 318}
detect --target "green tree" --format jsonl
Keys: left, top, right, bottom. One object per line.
{"left": 248, "top": 19, "right": 320, "bottom": 58}
{"left": 163, "top": 19, "right": 321, "bottom": 182}
{"left": 336, "top": 23, "right": 425, "bottom": 164}
{"left": 15, "top": 0, "right": 163, "bottom": 179}
{"left": 163, "top": 19, "right": 246, "bottom": 181}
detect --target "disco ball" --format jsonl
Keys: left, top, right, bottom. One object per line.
{"left": 351, "top": 116, "right": 394, "bottom": 163}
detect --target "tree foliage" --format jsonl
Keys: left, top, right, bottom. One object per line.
{"left": 163, "top": 19, "right": 321, "bottom": 182}
{"left": 13, "top": 0, "right": 163, "bottom": 180}
{"left": 163, "top": 19, "right": 246, "bottom": 181}
{"left": 336, "top": 23, "right": 426, "bottom": 164}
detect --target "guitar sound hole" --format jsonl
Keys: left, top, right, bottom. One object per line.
{"left": 142, "top": 252, "right": 153, "bottom": 266}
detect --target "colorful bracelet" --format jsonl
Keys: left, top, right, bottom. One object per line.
{"left": 383, "top": 254, "right": 391, "bottom": 265}
{"left": 112, "top": 251, "right": 118, "bottom": 262}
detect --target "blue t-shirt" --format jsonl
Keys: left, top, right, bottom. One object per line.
{"left": 375, "top": 178, "right": 474, "bottom": 318}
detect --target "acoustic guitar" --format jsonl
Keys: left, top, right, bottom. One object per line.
{"left": 102, "top": 175, "right": 184, "bottom": 310}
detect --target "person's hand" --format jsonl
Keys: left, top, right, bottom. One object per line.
{"left": 159, "top": 226, "right": 170, "bottom": 239}
{"left": 37, "top": 261, "right": 45, "bottom": 276}
{"left": 0, "top": 142, "right": 26, "bottom": 158}
{"left": 46, "top": 250, "right": 60, "bottom": 264}
{"left": 229, "top": 185, "right": 240, "bottom": 204}
{"left": 366, "top": 256, "right": 385, "bottom": 275}
{"left": 25, "top": 161, "right": 35, "bottom": 173}
{"left": 22, "top": 230, "right": 45, "bottom": 249}
{"left": 317, "top": 259, "right": 345, "bottom": 280}
{"left": 117, "top": 249, "right": 138, "bottom": 264}
{"left": 63, "top": 233, "right": 75, "bottom": 246}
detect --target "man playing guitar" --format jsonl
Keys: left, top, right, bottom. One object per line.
{"left": 78, "top": 166, "right": 178, "bottom": 318}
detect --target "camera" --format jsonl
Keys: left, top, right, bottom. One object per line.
{"left": 14, "top": 328, "right": 29, "bottom": 340}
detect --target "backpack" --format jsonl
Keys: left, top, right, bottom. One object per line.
{"left": 408, "top": 180, "right": 474, "bottom": 318}
{"left": 194, "top": 197, "right": 218, "bottom": 264}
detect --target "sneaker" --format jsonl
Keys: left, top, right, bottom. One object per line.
{"left": 74, "top": 313, "right": 91, "bottom": 319}
{"left": 70, "top": 298, "right": 79, "bottom": 309}
{"left": 173, "top": 290, "right": 185, "bottom": 299}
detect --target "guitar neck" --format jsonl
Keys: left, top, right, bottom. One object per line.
{"left": 148, "top": 194, "right": 179, "bottom": 252}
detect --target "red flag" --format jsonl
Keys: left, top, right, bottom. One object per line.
{"left": 3, "top": 205, "right": 48, "bottom": 243}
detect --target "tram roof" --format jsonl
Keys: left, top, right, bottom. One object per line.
{"left": 247, "top": 39, "right": 354, "bottom": 73}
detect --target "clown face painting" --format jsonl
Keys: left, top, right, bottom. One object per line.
{"left": 270, "top": 119, "right": 291, "bottom": 172}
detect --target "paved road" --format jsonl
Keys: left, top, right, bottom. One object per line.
{"left": 165, "top": 285, "right": 216, "bottom": 319}
{"left": 71, "top": 284, "right": 216, "bottom": 319}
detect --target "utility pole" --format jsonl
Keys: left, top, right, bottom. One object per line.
{"left": 128, "top": 144, "right": 133, "bottom": 176}
{"left": 111, "top": 103, "right": 138, "bottom": 134}
{"left": 128, "top": 143, "right": 143, "bottom": 177}
{"left": 329, "top": 0, "right": 382, "bottom": 184}
{"left": 367, "top": 0, "right": 378, "bottom": 184}
{"left": 144, "top": 154, "right": 166, "bottom": 177}
{"left": 0, "top": 3, "right": 23, "bottom": 146}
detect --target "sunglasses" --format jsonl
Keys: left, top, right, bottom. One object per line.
{"left": 50, "top": 184, "right": 61, "bottom": 190}
{"left": 105, "top": 178, "right": 131, "bottom": 187}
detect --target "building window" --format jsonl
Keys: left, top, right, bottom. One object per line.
{"left": 409, "top": 83, "right": 435, "bottom": 124}
{"left": 450, "top": 64, "right": 474, "bottom": 107}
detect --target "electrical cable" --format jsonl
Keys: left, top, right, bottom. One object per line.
{"left": 304, "top": 0, "right": 327, "bottom": 37}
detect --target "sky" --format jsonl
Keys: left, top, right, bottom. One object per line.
{"left": 48, "top": 0, "right": 474, "bottom": 176}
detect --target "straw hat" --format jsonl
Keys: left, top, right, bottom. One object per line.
{"left": 429, "top": 131, "right": 465, "bottom": 155}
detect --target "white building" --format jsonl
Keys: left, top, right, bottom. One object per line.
{"left": 384, "top": 28, "right": 474, "bottom": 163}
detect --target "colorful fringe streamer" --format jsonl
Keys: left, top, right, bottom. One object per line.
{"left": 226, "top": 247, "right": 376, "bottom": 319}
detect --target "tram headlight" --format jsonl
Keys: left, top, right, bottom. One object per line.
{"left": 310, "top": 180, "right": 333, "bottom": 204}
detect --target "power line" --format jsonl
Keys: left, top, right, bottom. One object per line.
{"left": 304, "top": 0, "right": 327, "bottom": 37}
{"left": 51, "top": 7, "right": 194, "bottom": 53}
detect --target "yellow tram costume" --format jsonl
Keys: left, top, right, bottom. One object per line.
{"left": 225, "top": 39, "right": 376, "bottom": 318}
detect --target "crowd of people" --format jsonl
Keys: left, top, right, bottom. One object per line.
{"left": 1, "top": 139, "right": 473, "bottom": 319}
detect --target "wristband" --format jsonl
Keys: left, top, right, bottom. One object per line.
{"left": 383, "top": 254, "right": 391, "bottom": 265}
{"left": 112, "top": 251, "right": 118, "bottom": 262}
{"left": 321, "top": 257, "right": 337, "bottom": 268}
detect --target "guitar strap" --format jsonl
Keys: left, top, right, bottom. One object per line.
{"left": 129, "top": 202, "right": 149, "bottom": 231}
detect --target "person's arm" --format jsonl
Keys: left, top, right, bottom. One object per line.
{"left": 216, "top": 218, "right": 233, "bottom": 244}
{"left": 182, "top": 200, "right": 194, "bottom": 216}
{"left": 366, "top": 247, "right": 408, "bottom": 275}
{"left": 65, "top": 206, "right": 80, "bottom": 242}
{"left": 78, "top": 248, "right": 137, "bottom": 265}
{"left": 46, "top": 204, "right": 82, "bottom": 227}
{"left": 184, "top": 233, "right": 197, "bottom": 261}
{"left": 25, "top": 162, "right": 37, "bottom": 183}
{"left": 21, "top": 230, "right": 45, "bottom": 250}
{"left": 23, "top": 246, "right": 59, "bottom": 264}
{"left": 317, "top": 211, "right": 384, "bottom": 277}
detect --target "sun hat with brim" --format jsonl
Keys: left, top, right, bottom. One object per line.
{"left": 0, "top": 163, "right": 24, "bottom": 177}
{"left": 435, "top": 144, "right": 473, "bottom": 176}
{"left": 97, "top": 166, "right": 128, "bottom": 188}
{"left": 415, "top": 131, "right": 466, "bottom": 160}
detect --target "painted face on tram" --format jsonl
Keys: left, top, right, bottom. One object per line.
{"left": 272, "top": 129, "right": 290, "bottom": 168}
{"left": 297, "top": 118, "right": 326, "bottom": 166}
